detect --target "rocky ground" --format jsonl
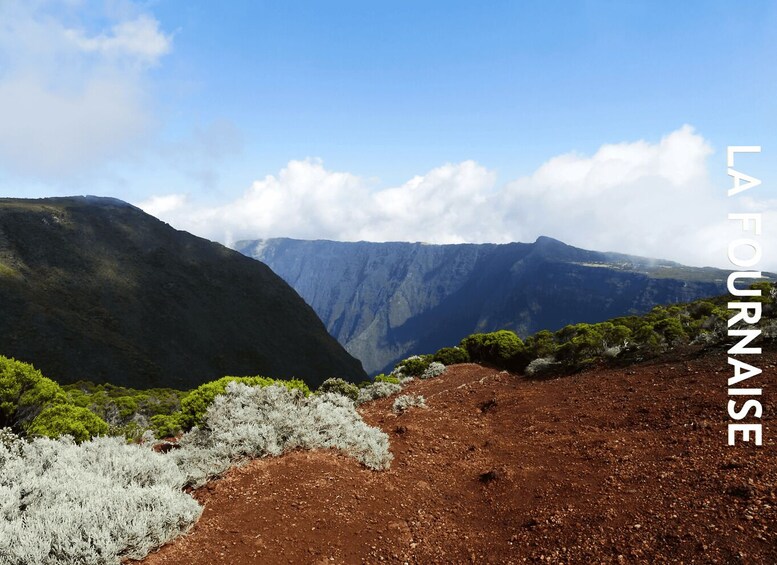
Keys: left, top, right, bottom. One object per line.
{"left": 136, "top": 345, "right": 777, "bottom": 564}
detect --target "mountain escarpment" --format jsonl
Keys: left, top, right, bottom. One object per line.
{"left": 0, "top": 197, "right": 366, "bottom": 389}
{"left": 237, "top": 237, "right": 728, "bottom": 374}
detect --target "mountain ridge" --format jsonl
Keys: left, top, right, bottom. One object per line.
{"left": 0, "top": 197, "right": 366, "bottom": 389}
{"left": 237, "top": 237, "right": 729, "bottom": 374}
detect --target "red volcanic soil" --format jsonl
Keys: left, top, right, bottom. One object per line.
{"left": 136, "top": 346, "right": 777, "bottom": 564}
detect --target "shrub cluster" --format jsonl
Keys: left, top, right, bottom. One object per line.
{"left": 432, "top": 346, "right": 470, "bottom": 366}
{"left": 0, "top": 356, "right": 109, "bottom": 442}
{"left": 316, "top": 377, "right": 359, "bottom": 401}
{"left": 172, "top": 383, "right": 392, "bottom": 487}
{"left": 175, "top": 375, "right": 311, "bottom": 432}
{"left": 393, "top": 355, "right": 432, "bottom": 377}
{"left": 25, "top": 404, "right": 108, "bottom": 442}
{"left": 374, "top": 374, "right": 401, "bottom": 385}
{"left": 420, "top": 361, "right": 446, "bottom": 379}
{"left": 356, "top": 382, "right": 402, "bottom": 405}
{"left": 392, "top": 394, "right": 426, "bottom": 413}
{"left": 0, "top": 432, "right": 201, "bottom": 565}
{"left": 428, "top": 282, "right": 776, "bottom": 377}
{"left": 524, "top": 356, "right": 560, "bottom": 378}
{"left": 63, "top": 381, "right": 186, "bottom": 440}
{"left": 0, "top": 377, "right": 395, "bottom": 562}
{"left": 460, "top": 330, "right": 526, "bottom": 367}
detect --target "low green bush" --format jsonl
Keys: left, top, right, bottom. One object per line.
{"left": 0, "top": 356, "right": 68, "bottom": 431}
{"left": 26, "top": 403, "right": 109, "bottom": 443}
{"left": 395, "top": 355, "right": 432, "bottom": 377}
{"left": 524, "top": 330, "right": 557, "bottom": 359}
{"left": 62, "top": 381, "right": 188, "bottom": 439}
{"left": 178, "top": 376, "right": 311, "bottom": 430}
{"left": 375, "top": 374, "right": 401, "bottom": 385}
{"left": 633, "top": 323, "right": 663, "bottom": 352}
{"left": 432, "top": 346, "right": 469, "bottom": 366}
{"left": 317, "top": 378, "right": 359, "bottom": 401}
{"left": 654, "top": 317, "right": 688, "bottom": 346}
{"left": 460, "top": 330, "right": 526, "bottom": 367}
{"left": 150, "top": 413, "right": 183, "bottom": 439}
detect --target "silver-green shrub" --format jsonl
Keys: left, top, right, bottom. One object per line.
{"left": 524, "top": 356, "right": 560, "bottom": 377}
{"left": 317, "top": 377, "right": 359, "bottom": 401}
{"left": 0, "top": 384, "right": 394, "bottom": 563}
{"left": 420, "top": 361, "right": 445, "bottom": 379}
{"left": 0, "top": 435, "right": 201, "bottom": 565}
{"left": 0, "top": 427, "right": 18, "bottom": 449}
{"left": 172, "top": 383, "right": 392, "bottom": 487}
{"left": 356, "top": 382, "right": 402, "bottom": 405}
{"left": 392, "top": 394, "right": 426, "bottom": 413}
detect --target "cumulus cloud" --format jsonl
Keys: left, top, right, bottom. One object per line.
{"left": 138, "top": 126, "right": 775, "bottom": 270}
{"left": 0, "top": 1, "right": 172, "bottom": 177}
{"left": 64, "top": 14, "right": 171, "bottom": 65}
{"left": 138, "top": 193, "right": 188, "bottom": 217}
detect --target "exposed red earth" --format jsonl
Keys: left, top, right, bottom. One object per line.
{"left": 135, "top": 345, "right": 777, "bottom": 564}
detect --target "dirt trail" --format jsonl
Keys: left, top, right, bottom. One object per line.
{"left": 137, "top": 346, "right": 777, "bottom": 564}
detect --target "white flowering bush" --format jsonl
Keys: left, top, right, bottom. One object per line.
{"left": 420, "top": 361, "right": 445, "bottom": 379}
{"left": 392, "top": 394, "right": 426, "bottom": 413}
{"left": 0, "top": 382, "right": 394, "bottom": 563}
{"left": 524, "top": 356, "right": 560, "bottom": 377}
{"left": 172, "top": 383, "right": 392, "bottom": 487}
{"left": 356, "top": 382, "right": 402, "bottom": 406}
{"left": 0, "top": 434, "right": 201, "bottom": 565}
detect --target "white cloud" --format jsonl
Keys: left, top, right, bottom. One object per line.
{"left": 137, "top": 126, "right": 776, "bottom": 271}
{"left": 137, "top": 193, "right": 187, "bottom": 217}
{"left": 64, "top": 14, "right": 171, "bottom": 66}
{"left": 0, "top": 1, "right": 172, "bottom": 177}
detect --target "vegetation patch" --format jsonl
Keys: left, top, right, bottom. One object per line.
{"left": 420, "top": 361, "right": 446, "bottom": 379}
{"left": 172, "top": 383, "right": 392, "bottom": 487}
{"left": 393, "top": 355, "right": 433, "bottom": 377}
{"left": 374, "top": 374, "right": 401, "bottom": 385}
{"left": 393, "top": 394, "right": 426, "bottom": 413}
{"left": 0, "top": 431, "right": 201, "bottom": 565}
{"left": 177, "top": 375, "right": 310, "bottom": 431}
{"left": 317, "top": 377, "right": 360, "bottom": 401}
{"left": 357, "top": 382, "right": 402, "bottom": 405}
{"left": 432, "top": 346, "right": 470, "bottom": 366}
{"left": 421, "top": 282, "right": 775, "bottom": 378}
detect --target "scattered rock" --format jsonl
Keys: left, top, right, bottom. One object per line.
{"left": 479, "top": 470, "right": 501, "bottom": 484}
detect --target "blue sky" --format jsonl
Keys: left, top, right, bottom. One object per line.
{"left": 0, "top": 0, "right": 775, "bottom": 268}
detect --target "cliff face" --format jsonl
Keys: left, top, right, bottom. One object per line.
{"left": 0, "top": 197, "right": 366, "bottom": 389}
{"left": 237, "top": 237, "right": 728, "bottom": 374}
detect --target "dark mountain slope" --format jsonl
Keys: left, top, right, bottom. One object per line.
{"left": 0, "top": 197, "right": 366, "bottom": 389}
{"left": 237, "top": 237, "right": 729, "bottom": 374}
